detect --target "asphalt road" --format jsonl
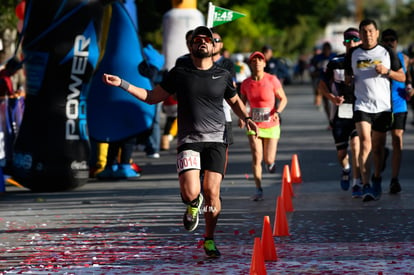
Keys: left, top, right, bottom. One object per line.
{"left": 1, "top": 82, "right": 414, "bottom": 274}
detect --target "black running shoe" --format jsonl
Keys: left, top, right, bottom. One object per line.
{"left": 204, "top": 239, "right": 221, "bottom": 258}
{"left": 351, "top": 183, "right": 363, "bottom": 198}
{"left": 183, "top": 194, "right": 203, "bottom": 232}
{"left": 266, "top": 163, "right": 277, "bottom": 173}
{"left": 371, "top": 175, "right": 382, "bottom": 200}
{"left": 389, "top": 178, "right": 402, "bottom": 194}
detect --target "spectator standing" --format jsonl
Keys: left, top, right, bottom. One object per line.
{"left": 309, "top": 45, "right": 322, "bottom": 104}
{"left": 234, "top": 53, "right": 251, "bottom": 93}
{"left": 294, "top": 54, "right": 308, "bottom": 84}
{"left": 160, "top": 94, "right": 178, "bottom": 151}
{"left": 309, "top": 42, "right": 337, "bottom": 126}
{"left": 262, "top": 45, "right": 285, "bottom": 84}
{"left": 144, "top": 103, "right": 161, "bottom": 159}
{"left": 221, "top": 47, "right": 231, "bottom": 59}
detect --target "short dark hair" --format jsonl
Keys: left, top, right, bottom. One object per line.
{"left": 382, "top": 28, "right": 398, "bottom": 41}
{"left": 359, "top": 19, "right": 377, "bottom": 30}
{"left": 322, "top": 42, "right": 332, "bottom": 50}
{"left": 261, "top": 45, "right": 272, "bottom": 53}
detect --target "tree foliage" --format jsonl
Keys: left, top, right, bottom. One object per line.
{"left": 388, "top": 1, "right": 414, "bottom": 47}
{"left": 213, "top": 0, "right": 350, "bottom": 57}
{"left": 0, "top": 0, "right": 19, "bottom": 31}
{"left": 1, "top": 0, "right": 413, "bottom": 58}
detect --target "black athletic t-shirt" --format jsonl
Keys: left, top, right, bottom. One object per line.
{"left": 160, "top": 62, "right": 237, "bottom": 146}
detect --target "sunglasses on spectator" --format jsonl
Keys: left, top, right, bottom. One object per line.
{"left": 192, "top": 36, "right": 213, "bottom": 44}
{"left": 382, "top": 37, "right": 396, "bottom": 43}
{"left": 344, "top": 37, "right": 361, "bottom": 43}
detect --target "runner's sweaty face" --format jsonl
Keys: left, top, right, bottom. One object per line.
{"left": 249, "top": 57, "right": 266, "bottom": 74}
{"left": 360, "top": 24, "right": 379, "bottom": 49}
{"left": 191, "top": 35, "right": 213, "bottom": 58}
{"left": 212, "top": 34, "right": 222, "bottom": 56}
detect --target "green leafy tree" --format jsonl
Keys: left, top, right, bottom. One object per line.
{"left": 0, "top": 0, "right": 18, "bottom": 31}
{"left": 388, "top": 1, "right": 414, "bottom": 47}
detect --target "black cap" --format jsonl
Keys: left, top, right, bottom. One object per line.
{"left": 191, "top": 26, "right": 214, "bottom": 44}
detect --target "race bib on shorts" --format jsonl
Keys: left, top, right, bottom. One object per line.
{"left": 252, "top": 107, "right": 271, "bottom": 122}
{"left": 176, "top": 150, "right": 201, "bottom": 173}
{"left": 338, "top": 103, "right": 353, "bottom": 119}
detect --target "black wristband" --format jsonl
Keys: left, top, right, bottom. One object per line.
{"left": 244, "top": 116, "right": 252, "bottom": 122}
{"left": 119, "top": 79, "right": 130, "bottom": 90}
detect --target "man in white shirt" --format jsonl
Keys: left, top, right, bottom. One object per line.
{"left": 345, "top": 19, "right": 405, "bottom": 202}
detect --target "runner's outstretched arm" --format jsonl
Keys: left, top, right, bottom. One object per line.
{"left": 102, "top": 73, "right": 170, "bottom": 104}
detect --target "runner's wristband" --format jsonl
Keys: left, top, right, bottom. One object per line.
{"left": 244, "top": 117, "right": 252, "bottom": 122}
{"left": 119, "top": 79, "right": 130, "bottom": 90}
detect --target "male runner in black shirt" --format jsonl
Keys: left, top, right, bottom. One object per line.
{"left": 102, "top": 26, "right": 258, "bottom": 258}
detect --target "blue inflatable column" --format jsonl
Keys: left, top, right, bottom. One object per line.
{"left": 12, "top": 0, "right": 106, "bottom": 191}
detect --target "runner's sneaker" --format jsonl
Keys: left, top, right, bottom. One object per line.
{"left": 251, "top": 188, "right": 264, "bottom": 201}
{"left": 204, "top": 239, "right": 221, "bottom": 258}
{"left": 351, "top": 183, "right": 363, "bottom": 198}
{"left": 371, "top": 175, "right": 382, "bottom": 200}
{"left": 183, "top": 194, "right": 203, "bottom": 232}
{"left": 266, "top": 163, "right": 277, "bottom": 173}
{"left": 389, "top": 178, "right": 402, "bottom": 194}
{"left": 340, "top": 169, "right": 351, "bottom": 191}
{"left": 362, "top": 184, "right": 376, "bottom": 202}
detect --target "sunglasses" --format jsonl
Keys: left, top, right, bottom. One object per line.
{"left": 344, "top": 37, "right": 361, "bottom": 43}
{"left": 383, "top": 38, "right": 396, "bottom": 43}
{"left": 213, "top": 38, "right": 222, "bottom": 43}
{"left": 192, "top": 36, "right": 213, "bottom": 44}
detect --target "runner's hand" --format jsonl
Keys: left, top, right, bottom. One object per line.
{"left": 102, "top": 73, "right": 121, "bottom": 87}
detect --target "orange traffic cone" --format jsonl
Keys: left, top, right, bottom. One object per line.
{"left": 282, "top": 164, "right": 292, "bottom": 184}
{"left": 281, "top": 178, "right": 294, "bottom": 212}
{"left": 273, "top": 196, "right": 290, "bottom": 237}
{"left": 250, "top": 237, "right": 267, "bottom": 275}
{"left": 291, "top": 154, "right": 302, "bottom": 183}
{"left": 261, "top": 216, "right": 277, "bottom": 261}
{"left": 282, "top": 165, "right": 294, "bottom": 197}
{"left": 6, "top": 178, "right": 24, "bottom": 188}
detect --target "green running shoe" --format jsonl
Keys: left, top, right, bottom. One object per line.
{"left": 204, "top": 239, "right": 221, "bottom": 258}
{"left": 183, "top": 193, "right": 203, "bottom": 231}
